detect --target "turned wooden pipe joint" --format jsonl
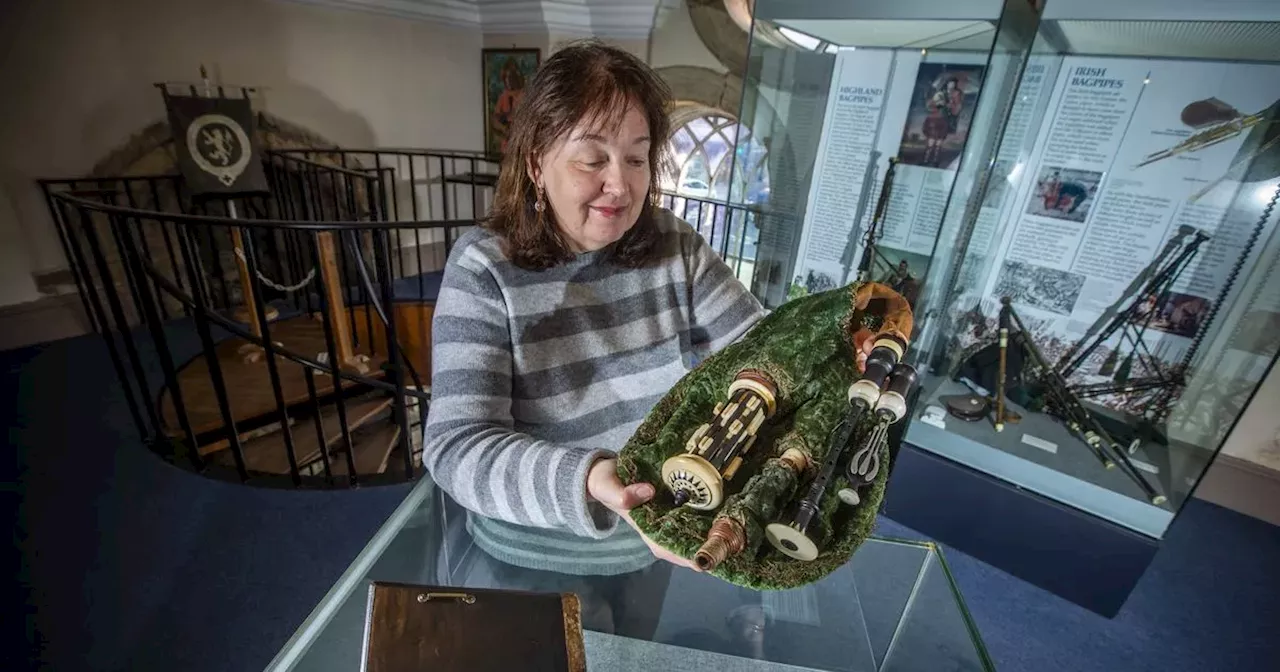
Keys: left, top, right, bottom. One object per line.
{"left": 694, "top": 517, "right": 745, "bottom": 572}
{"left": 692, "top": 447, "right": 811, "bottom": 572}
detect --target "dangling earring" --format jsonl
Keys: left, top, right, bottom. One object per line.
{"left": 534, "top": 185, "right": 546, "bottom": 213}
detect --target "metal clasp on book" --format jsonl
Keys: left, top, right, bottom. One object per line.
{"left": 418, "top": 592, "right": 476, "bottom": 604}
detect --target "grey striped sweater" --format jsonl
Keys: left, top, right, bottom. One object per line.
{"left": 423, "top": 208, "right": 766, "bottom": 576}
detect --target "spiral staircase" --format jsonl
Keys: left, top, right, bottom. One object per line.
{"left": 41, "top": 147, "right": 493, "bottom": 487}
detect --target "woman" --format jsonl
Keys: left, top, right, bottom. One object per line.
{"left": 422, "top": 40, "right": 767, "bottom": 634}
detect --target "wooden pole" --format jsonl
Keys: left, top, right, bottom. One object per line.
{"left": 995, "top": 297, "right": 1010, "bottom": 432}
{"left": 228, "top": 200, "right": 276, "bottom": 363}
{"left": 230, "top": 225, "right": 263, "bottom": 338}
{"left": 316, "top": 231, "right": 364, "bottom": 372}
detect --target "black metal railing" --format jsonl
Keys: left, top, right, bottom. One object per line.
{"left": 39, "top": 174, "right": 192, "bottom": 332}
{"left": 269, "top": 147, "right": 499, "bottom": 220}
{"left": 37, "top": 148, "right": 766, "bottom": 489}
{"left": 50, "top": 188, "right": 468, "bottom": 488}
{"left": 39, "top": 150, "right": 477, "bottom": 489}
{"left": 658, "top": 192, "right": 762, "bottom": 284}
{"left": 269, "top": 149, "right": 765, "bottom": 284}
{"left": 39, "top": 153, "right": 479, "bottom": 328}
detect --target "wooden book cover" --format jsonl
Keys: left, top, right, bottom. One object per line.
{"left": 360, "top": 581, "right": 586, "bottom": 672}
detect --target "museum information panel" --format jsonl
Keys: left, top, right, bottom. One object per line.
{"left": 789, "top": 47, "right": 991, "bottom": 301}
{"left": 960, "top": 58, "right": 1280, "bottom": 434}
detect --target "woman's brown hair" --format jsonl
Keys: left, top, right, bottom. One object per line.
{"left": 484, "top": 39, "right": 673, "bottom": 270}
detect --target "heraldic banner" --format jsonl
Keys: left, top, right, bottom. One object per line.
{"left": 164, "top": 93, "right": 270, "bottom": 197}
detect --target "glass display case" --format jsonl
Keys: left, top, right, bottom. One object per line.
{"left": 733, "top": 0, "right": 1039, "bottom": 310}
{"left": 731, "top": 0, "right": 1280, "bottom": 542}
{"left": 267, "top": 477, "right": 994, "bottom": 672}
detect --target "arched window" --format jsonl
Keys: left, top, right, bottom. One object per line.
{"left": 661, "top": 107, "right": 770, "bottom": 206}
{"left": 659, "top": 106, "right": 771, "bottom": 286}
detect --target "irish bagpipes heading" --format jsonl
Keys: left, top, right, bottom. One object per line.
{"left": 163, "top": 90, "right": 269, "bottom": 198}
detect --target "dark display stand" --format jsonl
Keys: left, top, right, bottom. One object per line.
{"left": 883, "top": 444, "right": 1159, "bottom": 617}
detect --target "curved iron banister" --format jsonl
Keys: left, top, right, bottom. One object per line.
{"left": 50, "top": 192, "right": 478, "bottom": 232}
{"left": 271, "top": 147, "right": 496, "bottom": 161}
{"left": 52, "top": 188, "right": 453, "bottom": 408}
{"left": 51, "top": 185, "right": 445, "bottom": 488}
{"left": 267, "top": 153, "right": 388, "bottom": 179}
{"left": 41, "top": 147, "right": 766, "bottom": 490}
{"left": 134, "top": 254, "right": 429, "bottom": 402}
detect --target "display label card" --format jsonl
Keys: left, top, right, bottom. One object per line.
{"left": 1021, "top": 434, "right": 1059, "bottom": 454}
{"left": 1129, "top": 459, "right": 1160, "bottom": 475}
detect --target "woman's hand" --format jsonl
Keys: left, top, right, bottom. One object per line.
{"left": 587, "top": 458, "right": 701, "bottom": 571}
{"left": 853, "top": 327, "right": 876, "bottom": 373}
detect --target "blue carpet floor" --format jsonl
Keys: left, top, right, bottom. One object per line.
{"left": 9, "top": 332, "right": 1280, "bottom": 671}
{"left": 9, "top": 334, "right": 410, "bottom": 671}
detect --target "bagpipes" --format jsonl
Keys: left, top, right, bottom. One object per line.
{"left": 618, "top": 282, "right": 917, "bottom": 589}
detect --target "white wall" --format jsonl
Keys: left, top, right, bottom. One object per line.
{"left": 0, "top": 188, "right": 39, "bottom": 306}
{"left": 0, "top": 0, "right": 483, "bottom": 307}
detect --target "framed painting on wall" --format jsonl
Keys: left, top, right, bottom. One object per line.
{"left": 483, "top": 48, "right": 541, "bottom": 157}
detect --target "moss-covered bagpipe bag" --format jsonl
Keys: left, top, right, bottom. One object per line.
{"left": 616, "top": 282, "right": 916, "bottom": 590}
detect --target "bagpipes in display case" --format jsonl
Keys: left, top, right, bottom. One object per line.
{"left": 894, "top": 15, "right": 1280, "bottom": 542}
{"left": 939, "top": 220, "right": 1221, "bottom": 506}
{"left": 616, "top": 281, "right": 916, "bottom": 590}
{"left": 716, "top": 0, "right": 1280, "bottom": 616}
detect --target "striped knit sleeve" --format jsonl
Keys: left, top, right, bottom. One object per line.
{"left": 422, "top": 257, "right": 617, "bottom": 539}
{"left": 685, "top": 225, "right": 767, "bottom": 358}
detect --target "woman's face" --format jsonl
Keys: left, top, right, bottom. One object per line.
{"left": 532, "top": 104, "right": 651, "bottom": 253}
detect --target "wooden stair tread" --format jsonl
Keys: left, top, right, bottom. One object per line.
{"left": 212, "top": 396, "right": 393, "bottom": 473}
{"left": 329, "top": 423, "right": 402, "bottom": 477}
{"left": 159, "top": 314, "right": 389, "bottom": 437}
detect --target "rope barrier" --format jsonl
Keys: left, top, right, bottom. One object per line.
{"left": 234, "top": 246, "right": 317, "bottom": 292}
